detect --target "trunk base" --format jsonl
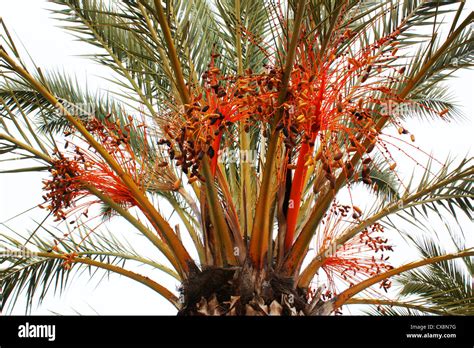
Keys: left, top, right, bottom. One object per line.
{"left": 178, "top": 265, "right": 332, "bottom": 316}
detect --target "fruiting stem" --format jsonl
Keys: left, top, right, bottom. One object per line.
{"left": 202, "top": 159, "right": 238, "bottom": 266}
{"left": 298, "top": 164, "right": 474, "bottom": 288}
{"left": 281, "top": 11, "right": 474, "bottom": 278}
{"left": 0, "top": 49, "right": 196, "bottom": 277}
{"left": 235, "top": 0, "right": 254, "bottom": 239}
{"left": 284, "top": 73, "right": 324, "bottom": 252}
{"left": 284, "top": 142, "right": 309, "bottom": 251}
{"left": 249, "top": 0, "right": 306, "bottom": 269}
{"left": 0, "top": 132, "right": 185, "bottom": 277}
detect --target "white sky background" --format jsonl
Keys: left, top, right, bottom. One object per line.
{"left": 0, "top": 1, "right": 472, "bottom": 315}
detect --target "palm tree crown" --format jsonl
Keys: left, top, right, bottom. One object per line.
{"left": 0, "top": 0, "right": 473, "bottom": 315}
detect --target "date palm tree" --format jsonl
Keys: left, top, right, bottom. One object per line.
{"left": 0, "top": 0, "right": 473, "bottom": 315}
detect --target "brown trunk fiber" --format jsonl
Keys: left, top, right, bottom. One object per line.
{"left": 177, "top": 265, "right": 333, "bottom": 316}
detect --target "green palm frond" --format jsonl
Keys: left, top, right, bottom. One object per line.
{"left": 0, "top": 70, "right": 126, "bottom": 133}
{"left": 409, "top": 26, "right": 474, "bottom": 96}
{"left": 398, "top": 157, "right": 473, "bottom": 221}
{"left": 50, "top": 0, "right": 268, "bottom": 103}
{"left": 214, "top": 0, "right": 271, "bottom": 73}
{"left": 175, "top": 0, "right": 234, "bottom": 76}
{"left": 0, "top": 252, "right": 71, "bottom": 313}
{"left": 342, "top": 157, "right": 472, "bottom": 247}
{"left": 340, "top": 0, "right": 462, "bottom": 56}
{"left": 407, "top": 85, "right": 463, "bottom": 121}
{"left": 449, "top": 226, "right": 473, "bottom": 275}
{"left": 50, "top": 0, "right": 172, "bottom": 112}
{"left": 0, "top": 69, "right": 162, "bottom": 178}
{"left": 0, "top": 222, "right": 179, "bottom": 313}
{"left": 395, "top": 226, "right": 474, "bottom": 315}
{"left": 357, "top": 222, "right": 473, "bottom": 316}
{"left": 396, "top": 11, "right": 474, "bottom": 105}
